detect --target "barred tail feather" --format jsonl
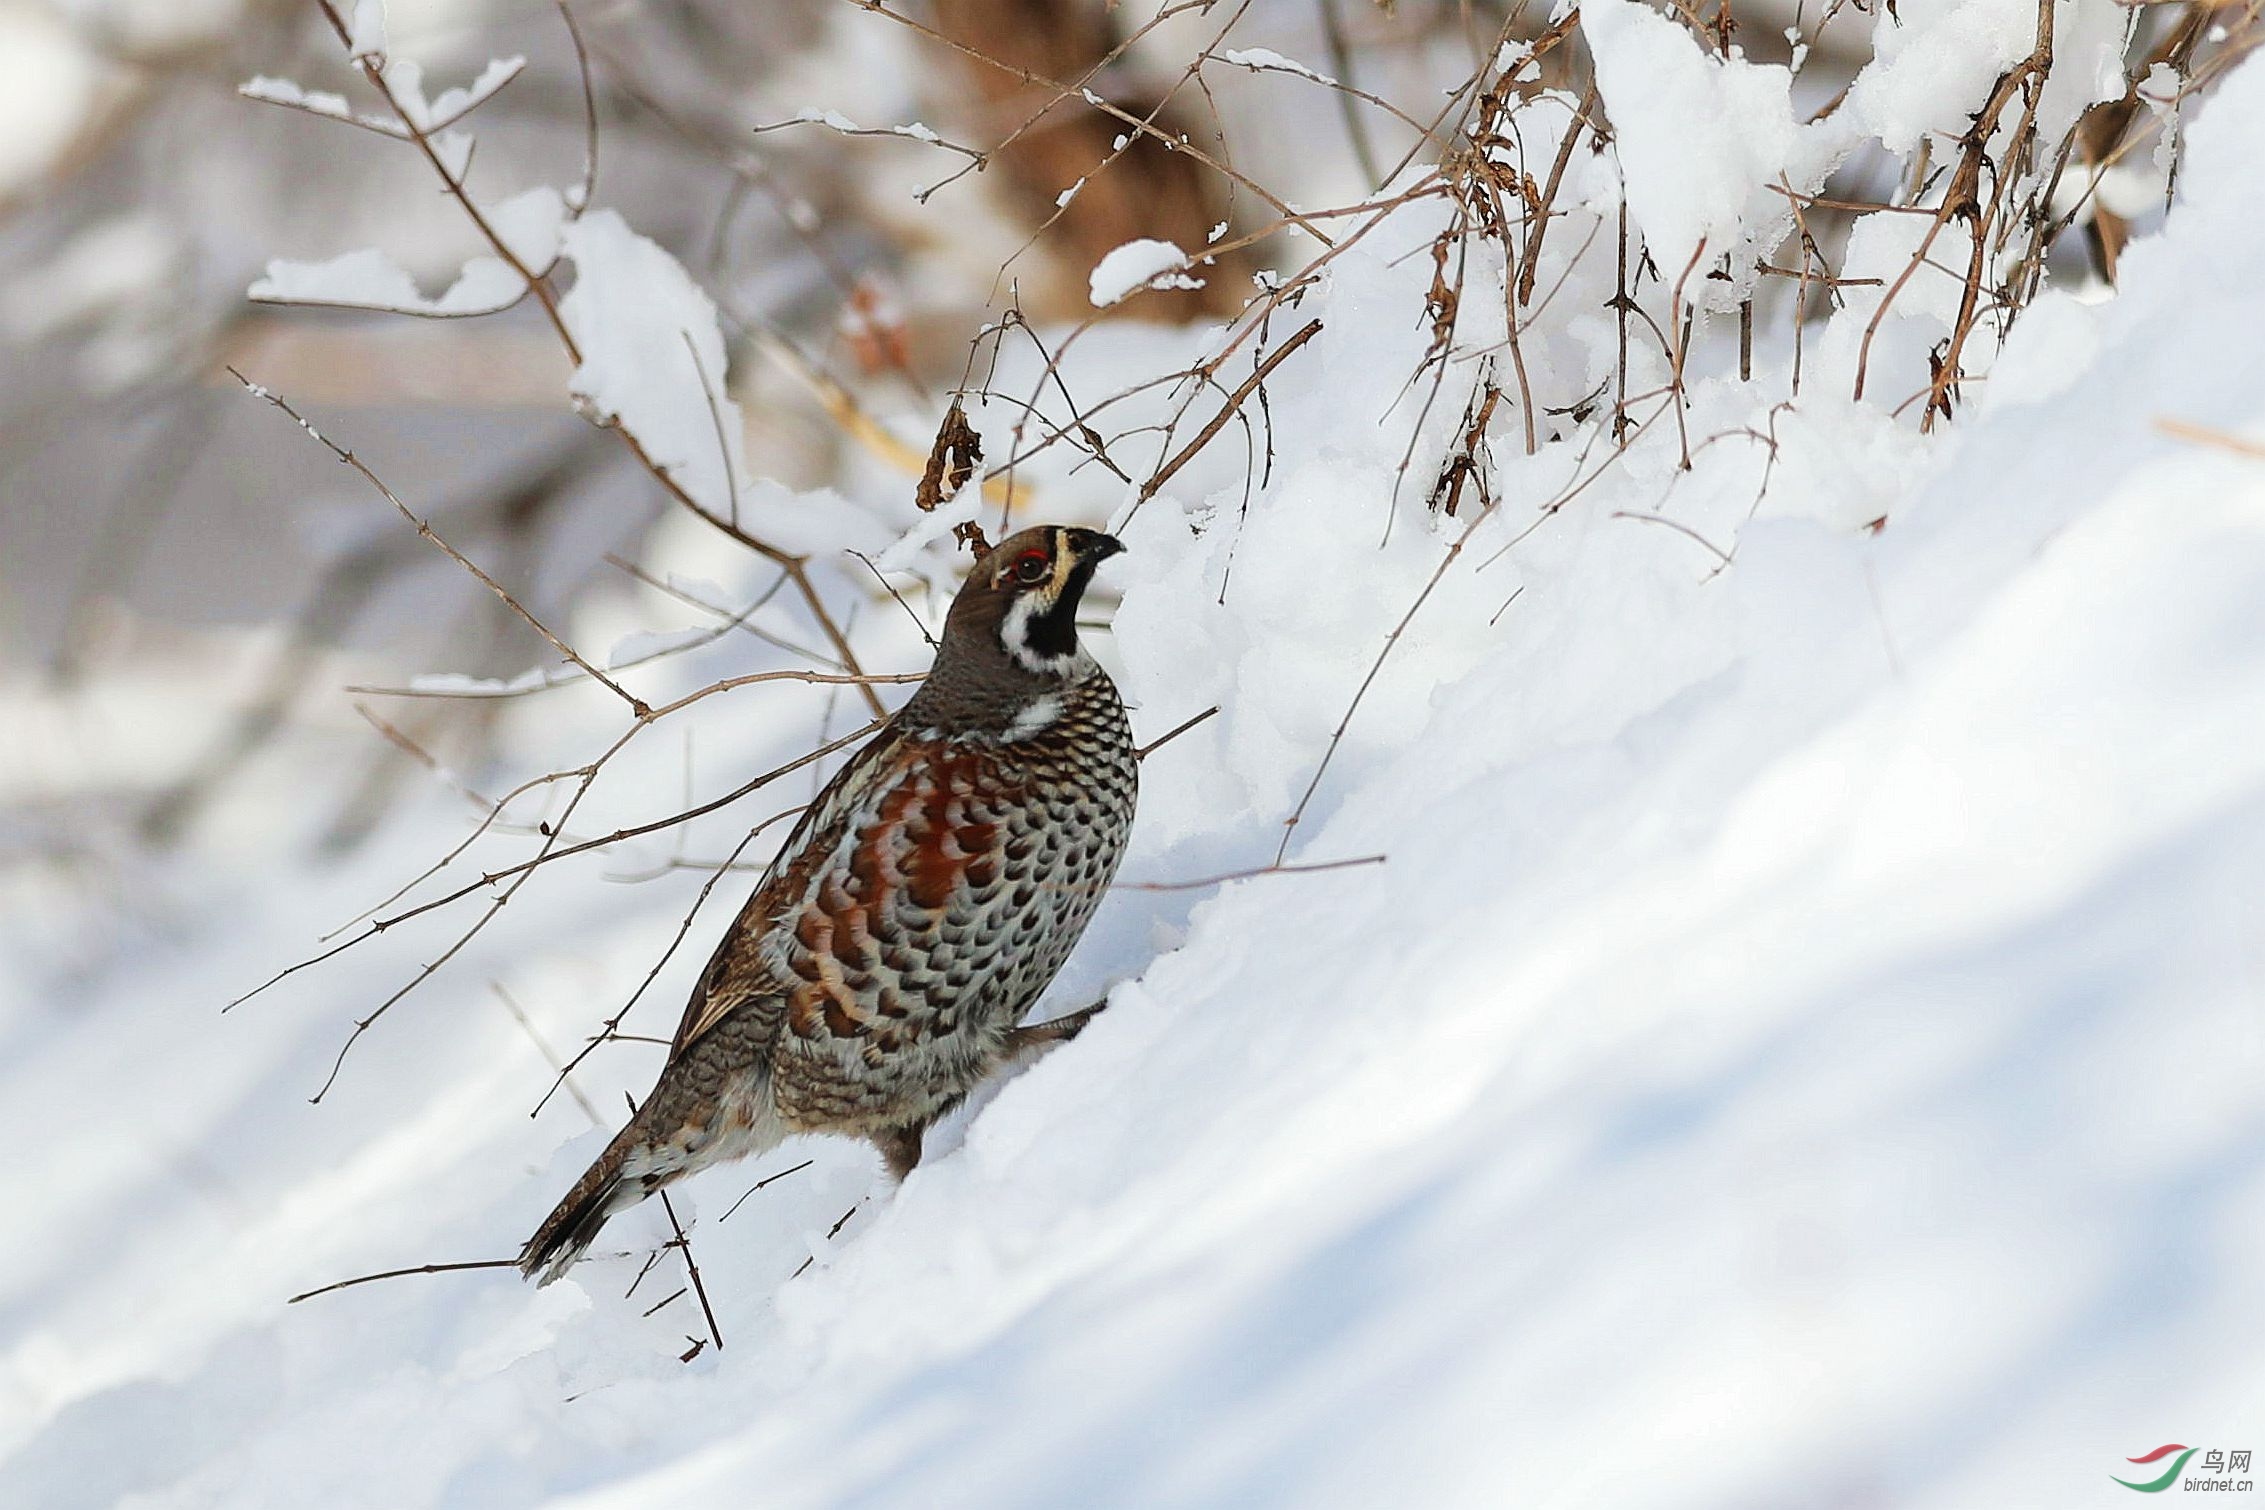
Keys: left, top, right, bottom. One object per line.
{"left": 518, "top": 1121, "right": 653, "bottom": 1285}
{"left": 519, "top": 1037, "right": 784, "bottom": 1284}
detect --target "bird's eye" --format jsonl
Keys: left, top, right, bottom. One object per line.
{"left": 1011, "top": 549, "right": 1051, "bottom": 585}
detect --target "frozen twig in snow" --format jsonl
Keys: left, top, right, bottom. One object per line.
{"left": 249, "top": 225, "right": 556, "bottom": 318}
{"left": 790, "top": 1202, "right": 865, "bottom": 1279}
{"left": 1611, "top": 510, "right": 1734, "bottom": 568}
{"left": 2157, "top": 417, "right": 2265, "bottom": 459}
{"left": 1275, "top": 507, "right": 1501, "bottom": 867}
{"left": 656, "top": 1188, "right": 723, "bottom": 1353}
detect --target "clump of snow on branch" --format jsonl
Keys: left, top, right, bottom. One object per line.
{"left": 238, "top": 75, "right": 357, "bottom": 123}
{"left": 556, "top": 210, "right": 749, "bottom": 523}
{"left": 1088, "top": 238, "right": 1202, "bottom": 307}
{"left": 1218, "top": 47, "right": 1339, "bottom": 87}
{"left": 1581, "top": 0, "right": 1836, "bottom": 303}
{"left": 789, "top": 106, "right": 943, "bottom": 144}
{"left": 244, "top": 58, "right": 526, "bottom": 138}
{"left": 345, "top": 0, "right": 386, "bottom": 61}
{"left": 248, "top": 246, "right": 511, "bottom": 314}
{"left": 390, "top": 56, "right": 526, "bottom": 133}
{"left": 249, "top": 187, "right": 564, "bottom": 315}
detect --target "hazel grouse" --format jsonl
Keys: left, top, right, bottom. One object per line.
{"left": 519, "top": 525, "right": 1136, "bottom": 1283}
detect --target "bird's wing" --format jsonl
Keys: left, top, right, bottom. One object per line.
{"left": 667, "top": 725, "right": 913, "bottom": 1057}
{"left": 772, "top": 735, "right": 1024, "bottom": 1044}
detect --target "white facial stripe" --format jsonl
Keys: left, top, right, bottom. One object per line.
{"left": 1000, "top": 592, "right": 1081, "bottom": 677}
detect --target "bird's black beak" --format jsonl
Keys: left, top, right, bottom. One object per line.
{"left": 1070, "top": 529, "right": 1125, "bottom": 563}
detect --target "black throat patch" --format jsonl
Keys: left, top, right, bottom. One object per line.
{"left": 1020, "top": 560, "right": 1095, "bottom": 662}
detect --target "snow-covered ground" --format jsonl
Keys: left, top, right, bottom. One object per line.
{"left": 7, "top": 12, "right": 2265, "bottom": 1510}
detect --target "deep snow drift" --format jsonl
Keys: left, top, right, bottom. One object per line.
{"left": 6, "top": 31, "right": 2265, "bottom": 1510}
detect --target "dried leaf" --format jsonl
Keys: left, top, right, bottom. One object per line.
{"left": 915, "top": 400, "right": 983, "bottom": 513}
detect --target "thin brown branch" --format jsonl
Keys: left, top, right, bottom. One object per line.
{"left": 2157, "top": 416, "right": 2265, "bottom": 459}
{"left": 850, "top": 0, "right": 1338, "bottom": 246}
{"left": 494, "top": 982, "right": 603, "bottom": 1127}
{"left": 1276, "top": 506, "right": 1499, "bottom": 866}
{"left": 288, "top": 1258, "right": 518, "bottom": 1304}
{"left": 1135, "top": 706, "right": 1220, "bottom": 760}
{"left": 1116, "top": 854, "right": 1387, "bottom": 892}
{"left": 312, "top": 0, "right": 582, "bottom": 359}
{"left": 531, "top": 802, "right": 805, "bottom": 1116}
{"left": 1139, "top": 319, "right": 1324, "bottom": 502}
{"left": 368, "top": 723, "right": 877, "bottom": 943}
{"left": 227, "top": 368, "right": 650, "bottom": 718}
{"left": 718, "top": 1159, "right": 818, "bottom": 1223}
{"left": 296, "top": 1, "right": 886, "bottom": 722}
{"left": 848, "top": 552, "right": 941, "bottom": 649}
{"left": 656, "top": 1189, "right": 723, "bottom": 1352}
{"left": 1610, "top": 509, "right": 1733, "bottom": 566}
{"left": 225, "top": 720, "right": 876, "bottom": 1017}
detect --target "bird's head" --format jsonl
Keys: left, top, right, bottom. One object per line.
{"left": 943, "top": 524, "right": 1125, "bottom": 680}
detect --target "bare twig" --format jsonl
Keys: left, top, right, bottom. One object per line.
{"left": 657, "top": 1189, "right": 723, "bottom": 1352}
{"left": 289, "top": 1258, "right": 518, "bottom": 1305}
{"left": 718, "top": 1159, "right": 818, "bottom": 1223}
{"left": 2157, "top": 416, "right": 2265, "bottom": 459}
{"left": 1275, "top": 508, "right": 1500, "bottom": 866}
{"left": 1117, "top": 854, "right": 1387, "bottom": 892}
{"left": 227, "top": 369, "right": 650, "bottom": 718}
{"left": 1135, "top": 706, "right": 1220, "bottom": 760}
{"left": 1140, "top": 319, "right": 1324, "bottom": 502}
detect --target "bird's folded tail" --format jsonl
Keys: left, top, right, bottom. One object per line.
{"left": 518, "top": 1117, "right": 657, "bottom": 1286}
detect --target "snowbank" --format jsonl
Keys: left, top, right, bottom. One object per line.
{"left": 5, "top": 39, "right": 2265, "bottom": 1510}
